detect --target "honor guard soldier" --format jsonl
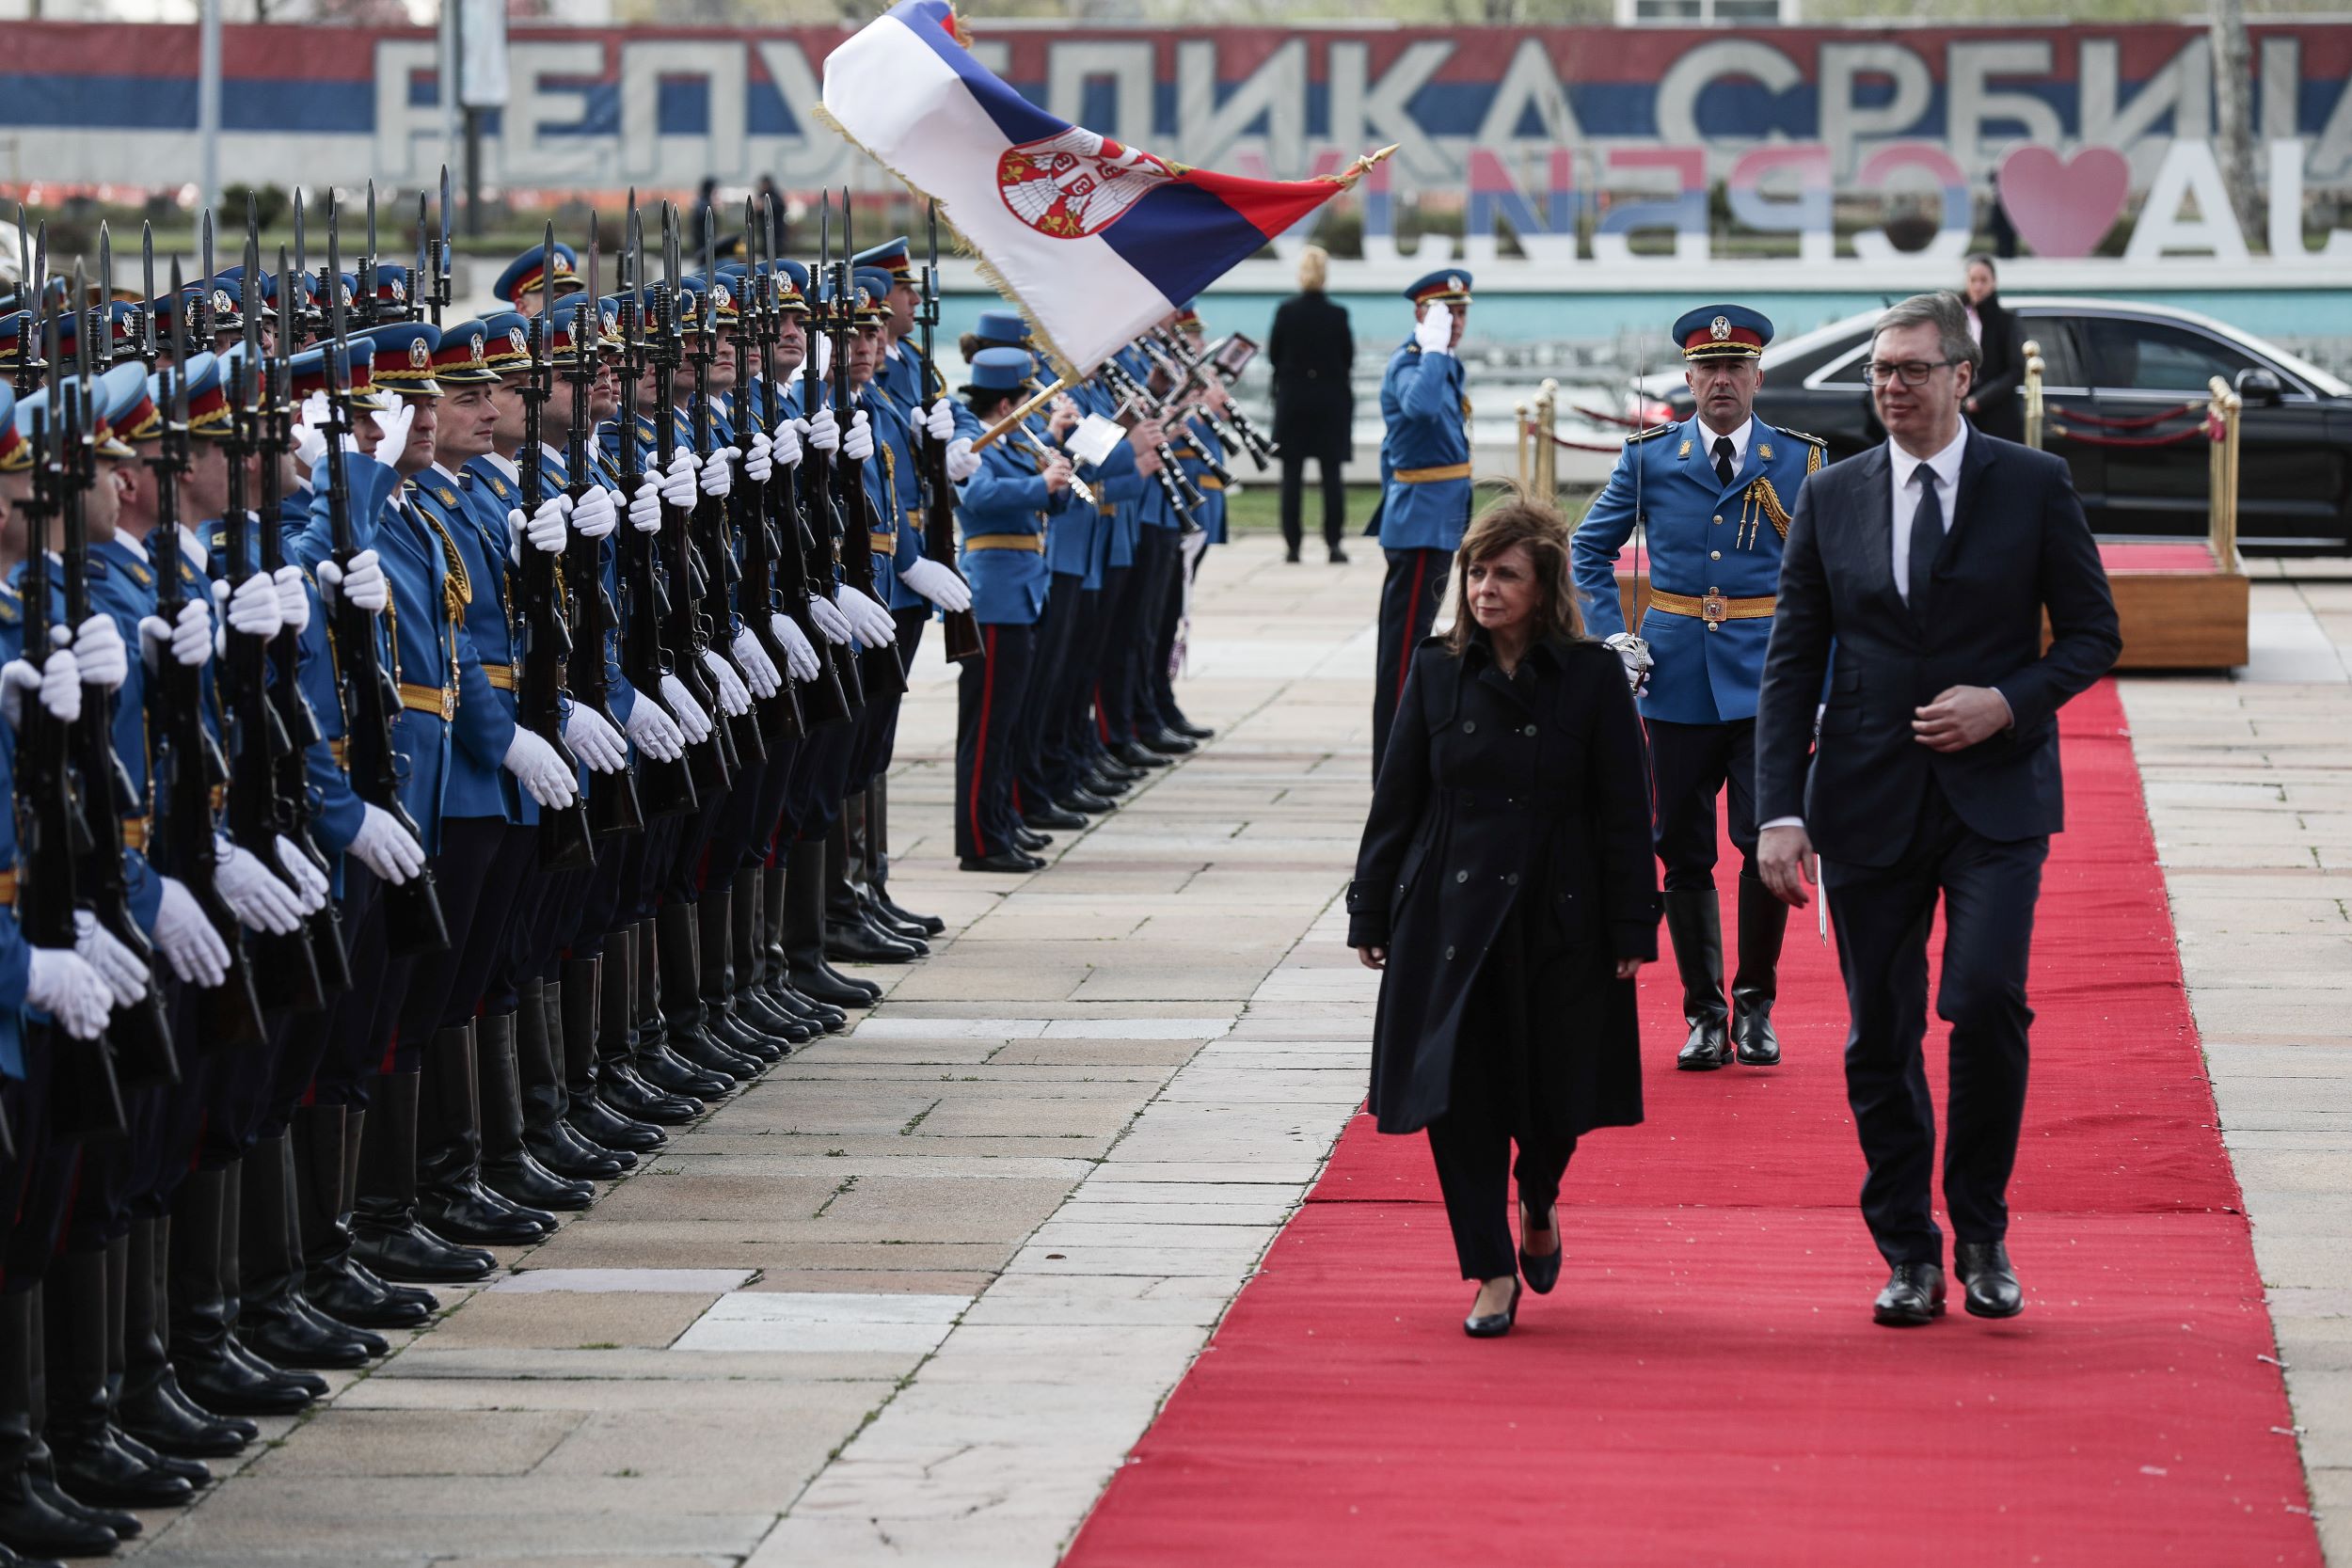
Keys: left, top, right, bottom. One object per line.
{"left": 1372, "top": 268, "right": 1472, "bottom": 774}
{"left": 492, "top": 242, "right": 586, "bottom": 321}
{"left": 1571, "top": 303, "right": 1824, "bottom": 1071}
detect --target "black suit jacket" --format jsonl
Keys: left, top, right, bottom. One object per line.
{"left": 1756, "top": 430, "right": 2121, "bottom": 868}
{"left": 1968, "top": 295, "right": 2025, "bottom": 443}
{"left": 1267, "top": 291, "right": 1355, "bottom": 462}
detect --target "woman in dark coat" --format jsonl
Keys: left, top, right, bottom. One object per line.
{"left": 1963, "top": 254, "right": 2025, "bottom": 443}
{"left": 1267, "top": 245, "right": 1354, "bottom": 563}
{"left": 1347, "top": 492, "right": 1659, "bottom": 1338}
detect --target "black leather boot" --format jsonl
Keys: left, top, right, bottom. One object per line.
{"left": 103, "top": 1237, "right": 207, "bottom": 1490}
{"left": 697, "top": 890, "right": 787, "bottom": 1061}
{"left": 167, "top": 1167, "right": 313, "bottom": 1418}
{"left": 1731, "top": 877, "right": 1788, "bottom": 1067}
{"left": 1665, "top": 889, "right": 1733, "bottom": 1070}
{"left": 826, "top": 825, "right": 920, "bottom": 963}
{"left": 294, "top": 1104, "right": 434, "bottom": 1330}
{"left": 724, "top": 876, "right": 813, "bottom": 1046}
{"left": 636, "top": 916, "right": 736, "bottom": 1099}
{"left": 0, "top": 1289, "right": 119, "bottom": 1559}
{"left": 219, "top": 1162, "right": 328, "bottom": 1402}
{"left": 43, "top": 1250, "right": 194, "bottom": 1510}
{"left": 866, "top": 784, "right": 944, "bottom": 937}
{"left": 118, "top": 1216, "right": 253, "bottom": 1459}
{"left": 760, "top": 866, "right": 847, "bottom": 1031}
{"left": 350, "top": 1073, "right": 500, "bottom": 1285}
{"left": 594, "top": 932, "right": 701, "bottom": 1127}
{"left": 786, "top": 840, "right": 881, "bottom": 1006}
{"left": 659, "top": 903, "right": 760, "bottom": 1080}
{"left": 416, "top": 1023, "right": 557, "bottom": 1244}
{"left": 237, "top": 1132, "right": 383, "bottom": 1369}
{"left": 560, "top": 955, "right": 658, "bottom": 1157}
{"left": 478, "top": 1007, "right": 596, "bottom": 1212}
{"left": 526, "top": 975, "right": 633, "bottom": 1179}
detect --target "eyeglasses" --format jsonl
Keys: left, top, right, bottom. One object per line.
{"left": 1863, "top": 358, "right": 1959, "bottom": 388}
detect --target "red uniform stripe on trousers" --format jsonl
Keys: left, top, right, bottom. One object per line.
{"left": 1396, "top": 551, "right": 1429, "bottom": 706}
{"left": 970, "top": 626, "right": 999, "bottom": 855}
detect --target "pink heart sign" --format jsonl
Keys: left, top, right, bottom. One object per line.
{"left": 1996, "top": 146, "right": 2133, "bottom": 260}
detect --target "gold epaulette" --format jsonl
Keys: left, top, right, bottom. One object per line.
{"left": 1776, "top": 427, "right": 1829, "bottom": 475}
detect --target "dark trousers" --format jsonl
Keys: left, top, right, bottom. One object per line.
{"left": 399, "top": 816, "right": 516, "bottom": 1037}
{"left": 1062, "top": 584, "right": 1114, "bottom": 769}
{"left": 1125, "top": 528, "right": 1183, "bottom": 740}
{"left": 1825, "top": 783, "right": 2048, "bottom": 1268}
{"left": 1645, "top": 717, "right": 1760, "bottom": 892}
{"left": 956, "top": 622, "right": 1034, "bottom": 861}
{"left": 307, "top": 869, "right": 388, "bottom": 1109}
{"left": 1017, "top": 577, "right": 1082, "bottom": 811}
{"left": 1144, "top": 528, "right": 1187, "bottom": 729}
{"left": 1372, "top": 546, "right": 1450, "bottom": 776}
{"left": 1423, "top": 1033, "right": 1576, "bottom": 1283}
{"left": 1279, "top": 453, "right": 1345, "bottom": 555}
{"left": 1092, "top": 563, "right": 1142, "bottom": 747}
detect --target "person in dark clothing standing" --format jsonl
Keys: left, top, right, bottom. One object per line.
{"left": 1267, "top": 245, "right": 1354, "bottom": 564}
{"left": 1962, "top": 257, "right": 2025, "bottom": 443}
{"left": 1347, "top": 492, "right": 1658, "bottom": 1340}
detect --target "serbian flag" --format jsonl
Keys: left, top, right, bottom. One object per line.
{"left": 819, "top": 0, "right": 1390, "bottom": 377}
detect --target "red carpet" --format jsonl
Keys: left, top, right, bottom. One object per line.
{"left": 1062, "top": 682, "right": 2317, "bottom": 1567}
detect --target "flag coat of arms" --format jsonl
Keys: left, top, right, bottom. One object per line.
{"left": 820, "top": 0, "right": 1388, "bottom": 376}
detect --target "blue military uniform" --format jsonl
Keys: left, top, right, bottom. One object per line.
{"left": 1569, "top": 302, "right": 1822, "bottom": 1070}
{"left": 1370, "top": 268, "right": 1474, "bottom": 775}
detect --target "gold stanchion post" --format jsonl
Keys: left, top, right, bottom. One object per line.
{"left": 2022, "top": 340, "right": 2044, "bottom": 450}
{"left": 1534, "top": 377, "right": 1559, "bottom": 499}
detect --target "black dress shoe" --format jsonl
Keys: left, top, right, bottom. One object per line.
{"left": 112, "top": 1430, "right": 208, "bottom": 1489}
{"left": 1061, "top": 787, "right": 1117, "bottom": 815}
{"left": 569, "top": 1092, "right": 668, "bottom": 1153}
{"left": 1141, "top": 728, "right": 1197, "bottom": 755}
{"left": 241, "top": 1290, "right": 377, "bottom": 1370}
{"left": 0, "top": 1468, "right": 122, "bottom": 1558}
{"left": 1013, "top": 828, "right": 1051, "bottom": 852}
{"left": 873, "top": 891, "right": 945, "bottom": 938}
{"left": 1170, "top": 719, "right": 1215, "bottom": 740}
{"left": 481, "top": 1148, "right": 596, "bottom": 1214}
{"left": 1284, "top": 544, "right": 1301, "bottom": 563}
{"left": 1676, "top": 1016, "right": 1733, "bottom": 1071}
{"left": 635, "top": 1041, "right": 733, "bottom": 1101}
{"left": 1518, "top": 1206, "right": 1563, "bottom": 1295}
{"left": 1083, "top": 769, "right": 1135, "bottom": 798}
{"left": 824, "top": 917, "right": 920, "bottom": 965}
{"left": 787, "top": 960, "right": 881, "bottom": 1009}
{"left": 1464, "top": 1278, "right": 1522, "bottom": 1338}
{"left": 350, "top": 1220, "right": 497, "bottom": 1287}
{"left": 305, "top": 1258, "right": 437, "bottom": 1330}
{"left": 1955, "top": 1241, "right": 2024, "bottom": 1319}
{"left": 525, "top": 1117, "right": 634, "bottom": 1182}
{"left": 1732, "top": 996, "right": 1781, "bottom": 1066}
{"left": 667, "top": 1025, "right": 755, "bottom": 1085}
{"left": 29, "top": 1467, "right": 139, "bottom": 1539}
{"left": 49, "top": 1427, "right": 197, "bottom": 1509}
{"left": 1872, "top": 1261, "right": 1947, "bottom": 1327}
{"left": 119, "top": 1370, "right": 256, "bottom": 1458}
{"left": 961, "top": 851, "right": 1044, "bottom": 874}
{"left": 596, "top": 1062, "right": 702, "bottom": 1127}
{"left": 1327, "top": 546, "right": 1350, "bottom": 565}
{"left": 1112, "top": 742, "right": 1171, "bottom": 769}
{"left": 1024, "top": 805, "right": 1088, "bottom": 832}
{"left": 173, "top": 1341, "right": 312, "bottom": 1417}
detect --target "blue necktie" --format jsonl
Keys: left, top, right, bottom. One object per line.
{"left": 1907, "top": 467, "right": 1944, "bottom": 618}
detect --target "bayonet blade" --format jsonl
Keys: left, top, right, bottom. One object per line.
{"left": 585, "top": 209, "right": 599, "bottom": 350}
{"left": 199, "top": 210, "right": 214, "bottom": 343}
{"left": 293, "top": 188, "right": 306, "bottom": 286}
{"left": 326, "top": 188, "right": 344, "bottom": 354}
{"left": 140, "top": 222, "right": 157, "bottom": 366}
{"left": 168, "top": 259, "right": 188, "bottom": 421}
{"left": 278, "top": 245, "right": 294, "bottom": 363}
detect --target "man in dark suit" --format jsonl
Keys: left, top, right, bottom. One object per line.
{"left": 1755, "top": 292, "right": 2121, "bottom": 1329}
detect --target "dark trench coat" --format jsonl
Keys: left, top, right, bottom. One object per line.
{"left": 1346, "top": 633, "right": 1661, "bottom": 1140}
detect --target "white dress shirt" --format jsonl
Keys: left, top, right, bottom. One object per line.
{"left": 1889, "top": 422, "right": 1969, "bottom": 606}
{"left": 1695, "top": 416, "right": 1753, "bottom": 479}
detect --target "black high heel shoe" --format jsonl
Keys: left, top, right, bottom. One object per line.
{"left": 1518, "top": 1204, "right": 1562, "bottom": 1296}
{"left": 1464, "top": 1277, "right": 1522, "bottom": 1338}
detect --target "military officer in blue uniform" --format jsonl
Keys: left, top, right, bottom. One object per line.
{"left": 1372, "top": 268, "right": 1473, "bottom": 774}
{"left": 1571, "top": 303, "right": 1824, "bottom": 1071}
{"left": 492, "top": 242, "right": 586, "bottom": 320}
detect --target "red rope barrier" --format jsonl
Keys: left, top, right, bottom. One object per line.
{"left": 2044, "top": 401, "right": 2198, "bottom": 431}
{"left": 1572, "top": 404, "right": 1650, "bottom": 430}
{"left": 2045, "top": 414, "right": 2219, "bottom": 450}
{"left": 1522, "top": 420, "right": 1630, "bottom": 454}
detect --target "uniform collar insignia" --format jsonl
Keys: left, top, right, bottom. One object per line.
{"left": 123, "top": 562, "right": 152, "bottom": 586}
{"left": 1757, "top": 442, "right": 1772, "bottom": 461}
{"left": 490, "top": 478, "right": 507, "bottom": 497}
{"left": 1677, "top": 438, "right": 1692, "bottom": 457}
{"left": 437, "top": 486, "right": 458, "bottom": 505}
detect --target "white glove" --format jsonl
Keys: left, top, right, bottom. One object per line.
{"left": 25, "top": 948, "right": 112, "bottom": 1040}
{"left": 273, "top": 833, "right": 330, "bottom": 914}
{"left": 842, "top": 410, "right": 874, "bottom": 463}
{"left": 509, "top": 496, "right": 569, "bottom": 562}
{"left": 1413, "top": 302, "right": 1454, "bottom": 356}
{"left": 659, "top": 446, "right": 698, "bottom": 510}
{"left": 806, "top": 593, "right": 853, "bottom": 646}
{"left": 841, "top": 586, "right": 897, "bottom": 650}
{"left": 945, "top": 436, "right": 981, "bottom": 483}
{"left": 151, "top": 876, "right": 230, "bottom": 988}
{"left": 729, "top": 626, "right": 781, "bottom": 699}
{"left": 216, "top": 572, "right": 283, "bottom": 641}
{"left": 72, "top": 614, "right": 127, "bottom": 691}
{"left": 215, "top": 836, "right": 306, "bottom": 936}
{"left": 897, "top": 556, "right": 972, "bottom": 614}
{"left": 293, "top": 392, "right": 331, "bottom": 471}
{"left": 699, "top": 447, "right": 738, "bottom": 499}
{"left": 72, "top": 910, "right": 150, "bottom": 1008}
{"left": 658, "top": 673, "right": 712, "bottom": 744}
{"left": 502, "top": 728, "right": 579, "bottom": 809}
{"left": 1603, "top": 631, "right": 1653, "bottom": 700}
{"left": 628, "top": 481, "right": 665, "bottom": 534}
{"left": 768, "top": 420, "right": 803, "bottom": 470}
{"left": 1, "top": 651, "right": 80, "bottom": 729}
{"left": 348, "top": 803, "right": 425, "bottom": 885}
{"left": 372, "top": 399, "right": 417, "bottom": 469}
{"left": 803, "top": 407, "right": 840, "bottom": 454}
{"left": 138, "top": 598, "right": 212, "bottom": 670}
{"left": 809, "top": 332, "right": 832, "bottom": 384}
{"left": 700, "top": 647, "right": 752, "bottom": 717}
{"left": 623, "top": 693, "right": 685, "bottom": 762}
{"left": 315, "top": 549, "right": 387, "bottom": 614}
{"left": 271, "top": 563, "right": 311, "bottom": 636}
{"left": 742, "top": 432, "right": 774, "bottom": 484}
{"left": 564, "top": 704, "right": 628, "bottom": 773}
{"left": 770, "top": 612, "right": 819, "bottom": 684}
{"left": 571, "top": 486, "right": 617, "bottom": 540}
{"left": 922, "top": 398, "right": 955, "bottom": 444}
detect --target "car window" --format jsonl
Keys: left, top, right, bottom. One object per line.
{"left": 2014, "top": 316, "right": 2087, "bottom": 388}
{"left": 1809, "top": 337, "right": 1871, "bottom": 389}
{"left": 2080, "top": 317, "right": 2257, "bottom": 393}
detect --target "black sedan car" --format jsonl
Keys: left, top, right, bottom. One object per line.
{"left": 1645, "top": 298, "right": 2352, "bottom": 550}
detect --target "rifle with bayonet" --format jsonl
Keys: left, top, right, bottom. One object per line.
{"left": 19, "top": 315, "right": 127, "bottom": 1140}
{"left": 651, "top": 203, "right": 732, "bottom": 792}
{"left": 323, "top": 192, "right": 449, "bottom": 955}
{"left": 144, "top": 265, "right": 268, "bottom": 1047}
{"left": 428, "top": 166, "right": 453, "bottom": 327}
{"left": 516, "top": 274, "right": 596, "bottom": 871}
{"left": 355, "top": 181, "right": 380, "bottom": 331}
{"left": 1134, "top": 334, "right": 1241, "bottom": 487}
{"left": 1097, "top": 356, "right": 1204, "bottom": 523}
{"left": 564, "top": 214, "right": 644, "bottom": 836}
{"left": 58, "top": 273, "right": 179, "bottom": 1087}
{"left": 10, "top": 212, "right": 43, "bottom": 399}
{"left": 827, "top": 193, "right": 903, "bottom": 701}
{"left": 727, "top": 198, "right": 806, "bottom": 744}
{"left": 613, "top": 197, "right": 699, "bottom": 819}
{"left": 691, "top": 207, "right": 764, "bottom": 766}
{"left": 914, "top": 202, "right": 981, "bottom": 665}
{"left": 802, "top": 196, "right": 863, "bottom": 715}
{"left": 1154, "top": 326, "right": 1275, "bottom": 469}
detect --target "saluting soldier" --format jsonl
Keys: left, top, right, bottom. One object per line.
{"left": 1372, "top": 268, "right": 1473, "bottom": 774}
{"left": 1571, "top": 304, "right": 1824, "bottom": 1072}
